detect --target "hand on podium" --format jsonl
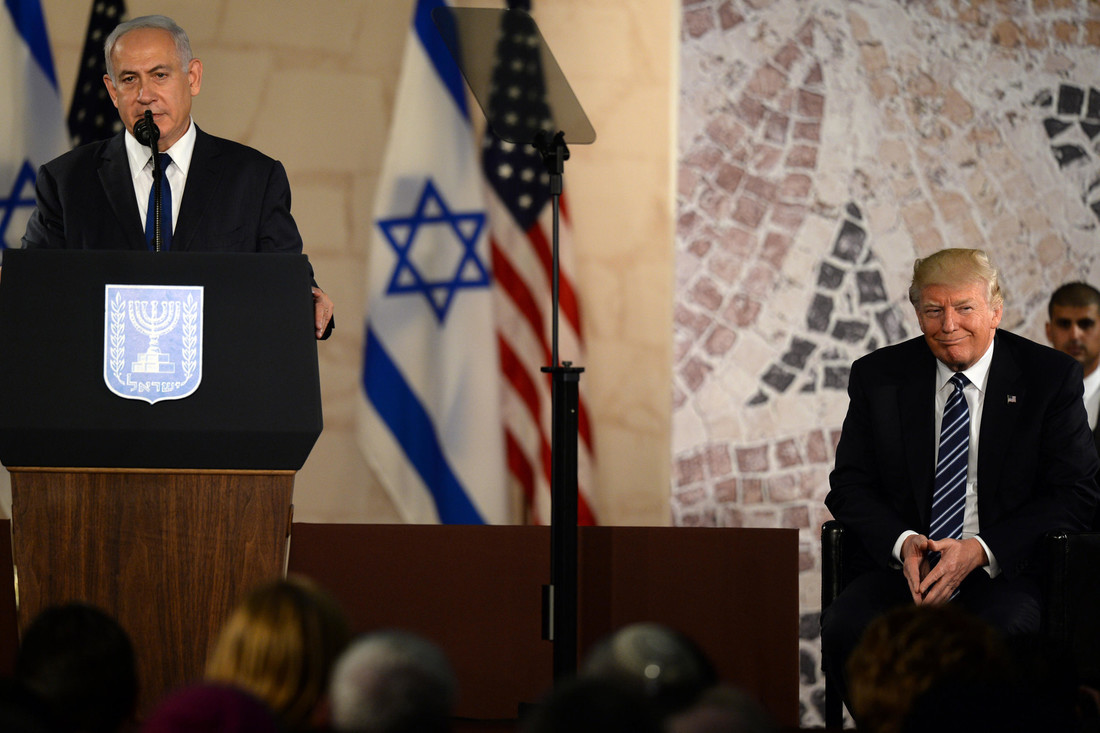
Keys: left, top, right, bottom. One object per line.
{"left": 312, "top": 287, "right": 334, "bottom": 340}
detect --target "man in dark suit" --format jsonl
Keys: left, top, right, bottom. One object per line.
{"left": 18, "top": 14, "right": 333, "bottom": 340}
{"left": 1046, "top": 281, "right": 1100, "bottom": 528}
{"left": 821, "top": 249, "right": 1099, "bottom": 712}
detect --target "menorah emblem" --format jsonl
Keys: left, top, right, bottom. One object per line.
{"left": 129, "top": 299, "right": 182, "bottom": 374}
{"left": 104, "top": 284, "right": 204, "bottom": 404}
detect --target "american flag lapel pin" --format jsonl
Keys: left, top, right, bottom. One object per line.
{"left": 1007, "top": 395, "right": 1017, "bottom": 404}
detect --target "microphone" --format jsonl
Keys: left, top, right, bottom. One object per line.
{"left": 135, "top": 110, "right": 166, "bottom": 251}
{"left": 134, "top": 110, "right": 160, "bottom": 148}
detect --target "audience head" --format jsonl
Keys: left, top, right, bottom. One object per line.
{"left": 520, "top": 676, "right": 662, "bottom": 733}
{"left": 665, "top": 685, "right": 776, "bottom": 733}
{"left": 846, "top": 604, "right": 1013, "bottom": 733}
{"left": 0, "top": 677, "right": 54, "bottom": 733}
{"left": 580, "top": 622, "right": 717, "bottom": 720}
{"left": 1046, "top": 281, "right": 1100, "bottom": 377}
{"left": 141, "top": 683, "right": 280, "bottom": 733}
{"left": 329, "top": 629, "right": 456, "bottom": 733}
{"left": 15, "top": 602, "right": 138, "bottom": 733}
{"left": 205, "top": 575, "right": 351, "bottom": 732}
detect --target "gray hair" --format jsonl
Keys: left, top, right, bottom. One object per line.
{"left": 330, "top": 630, "right": 456, "bottom": 733}
{"left": 104, "top": 15, "right": 193, "bottom": 83}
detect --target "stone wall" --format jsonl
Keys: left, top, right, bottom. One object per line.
{"left": 675, "top": 0, "right": 1100, "bottom": 724}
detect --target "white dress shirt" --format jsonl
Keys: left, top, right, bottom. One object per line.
{"left": 1083, "top": 366, "right": 1100, "bottom": 432}
{"left": 893, "top": 339, "right": 1000, "bottom": 577}
{"left": 123, "top": 117, "right": 196, "bottom": 234}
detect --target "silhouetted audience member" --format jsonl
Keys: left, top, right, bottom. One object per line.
{"left": 520, "top": 676, "right": 662, "bottom": 733}
{"left": 205, "top": 575, "right": 352, "bottom": 732}
{"left": 141, "top": 683, "right": 280, "bottom": 733}
{"left": 580, "top": 622, "right": 718, "bottom": 721}
{"left": 15, "top": 602, "right": 138, "bottom": 733}
{"left": 0, "top": 677, "right": 54, "bottom": 733}
{"left": 329, "top": 630, "right": 456, "bottom": 733}
{"left": 847, "top": 604, "right": 1021, "bottom": 733}
{"left": 665, "top": 685, "right": 776, "bottom": 733}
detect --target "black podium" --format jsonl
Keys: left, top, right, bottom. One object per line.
{"left": 0, "top": 249, "right": 323, "bottom": 712}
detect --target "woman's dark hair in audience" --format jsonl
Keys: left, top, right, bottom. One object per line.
{"left": 15, "top": 602, "right": 138, "bottom": 733}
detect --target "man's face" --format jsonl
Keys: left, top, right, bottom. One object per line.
{"left": 915, "top": 281, "right": 1002, "bottom": 372}
{"left": 104, "top": 27, "right": 202, "bottom": 151}
{"left": 1046, "top": 303, "right": 1100, "bottom": 377}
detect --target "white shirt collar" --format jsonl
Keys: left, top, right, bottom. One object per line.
{"left": 934, "top": 332, "right": 996, "bottom": 394}
{"left": 1083, "top": 365, "right": 1100, "bottom": 431}
{"left": 123, "top": 116, "right": 197, "bottom": 179}
{"left": 1084, "top": 365, "right": 1100, "bottom": 401}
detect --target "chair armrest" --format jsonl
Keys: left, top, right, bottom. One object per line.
{"left": 1044, "top": 530, "right": 1100, "bottom": 687}
{"left": 821, "top": 520, "right": 846, "bottom": 612}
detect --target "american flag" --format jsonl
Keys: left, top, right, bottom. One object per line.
{"left": 68, "top": 0, "right": 126, "bottom": 146}
{"left": 481, "top": 1, "right": 597, "bottom": 525}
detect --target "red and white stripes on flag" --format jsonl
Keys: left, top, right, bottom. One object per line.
{"left": 481, "top": 4, "right": 596, "bottom": 525}
{"left": 488, "top": 191, "right": 597, "bottom": 525}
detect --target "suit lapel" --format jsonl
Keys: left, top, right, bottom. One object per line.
{"left": 97, "top": 134, "right": 147, "bottom": 250}
{"left": 978, "top": 331, "right": 1022, "bottom": 517}
{"left": 900, "top": 345, "right": 937, "bottom": 529}
{"left": 172, "top": 127, "right": 221, "bottom": 252}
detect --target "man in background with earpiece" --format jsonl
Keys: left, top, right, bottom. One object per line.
{"left": 1046, "top": 281, "right": 1100, "bottom": 528}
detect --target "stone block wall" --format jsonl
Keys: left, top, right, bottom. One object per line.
{"left": 676, "top": 0, "right": 1100, "bottom": 724}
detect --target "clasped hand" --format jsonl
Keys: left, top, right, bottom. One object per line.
{"left": 901, "top": 534, "right": 986, "bottom": 605}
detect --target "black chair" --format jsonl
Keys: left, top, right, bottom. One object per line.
{"left": 820, "top": 520, "right": 1100, "bottom": 729}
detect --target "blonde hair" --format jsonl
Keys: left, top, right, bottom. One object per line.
{"left": 205, "top": 575, "right": 351, "bottom": 731}
{"left": 908, "top": 248, "right": 1003, "bottom": 310}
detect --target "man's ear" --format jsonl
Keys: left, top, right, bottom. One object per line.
{"left": 188, "top": 58, "right": 203, "bottom": 97}
{"left": 103, "top": 74, "right": 120, "bottom": 108}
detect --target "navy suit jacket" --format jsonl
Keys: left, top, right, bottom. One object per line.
{"left": 23, "top": 126, "right": 304, "bottom": 255}
{"left": 826, "top": 330, "right": 1099, "bottom": 580}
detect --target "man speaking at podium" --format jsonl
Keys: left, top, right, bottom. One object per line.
{"left": 19, "top": 14, "right": 334, "bottom": 340}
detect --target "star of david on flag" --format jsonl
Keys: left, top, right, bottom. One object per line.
{"left": 358, "top": 0, "right": 509, "bottom": 524}
{"left": 1, "top": 0, "right": 68, "bottom": 255}
{"left": 377, "top": 179, "right": 490, "bottom": 323}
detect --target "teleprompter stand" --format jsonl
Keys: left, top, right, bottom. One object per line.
{"left": 431, "top": 4, "right": 596, "bottom": 679}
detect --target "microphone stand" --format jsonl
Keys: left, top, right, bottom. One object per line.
{"left": 135, "top": 110, "right": 164, "bottom": 252}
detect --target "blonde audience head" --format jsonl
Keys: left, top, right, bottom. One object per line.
{"left": 204, "top": 575, "right": 351, "bottom": 732}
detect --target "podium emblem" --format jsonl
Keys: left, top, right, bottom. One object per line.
{"left": 104, "top": 284, "right": 203, "bottom": 404}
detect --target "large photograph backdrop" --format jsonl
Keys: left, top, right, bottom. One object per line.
{"left": 674, "top": 0, "right": 1100, "bottom": 723}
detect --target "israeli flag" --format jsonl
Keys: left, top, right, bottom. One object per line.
{"left": 358, "top": 0, "right": 508, "bottom": 523}
{"left": 0, "top": 0, "right": 68, "bottom": 254}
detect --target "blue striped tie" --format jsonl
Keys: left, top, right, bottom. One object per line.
{"left": 930, "top": 372, "right": 970, "bottom": 542}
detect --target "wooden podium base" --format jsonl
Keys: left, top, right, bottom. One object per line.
{"left": 9, "top": 468, "right": 294, "bottom": 714}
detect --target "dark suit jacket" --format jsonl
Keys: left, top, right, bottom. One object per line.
{"left": 826, "top": 330, "right": 1100, "bottom": 580}
{"left": 1094, "top": 422, "right": 1100, "bottom": 530}
{"left": 23, "top": 126, "right": 303, "bottom": 254}
{"left": 22, "top": 126, "right": 333, "bottom": 337}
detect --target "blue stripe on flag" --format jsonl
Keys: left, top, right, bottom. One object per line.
{"left": 5, "top": 0, "right": 58, "bottom": 89}
{"left": 362, "top": 326, "right": 486, "bottom": 524}
{"left": 415, "top": 0, "right": 468, "bottom": 118}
